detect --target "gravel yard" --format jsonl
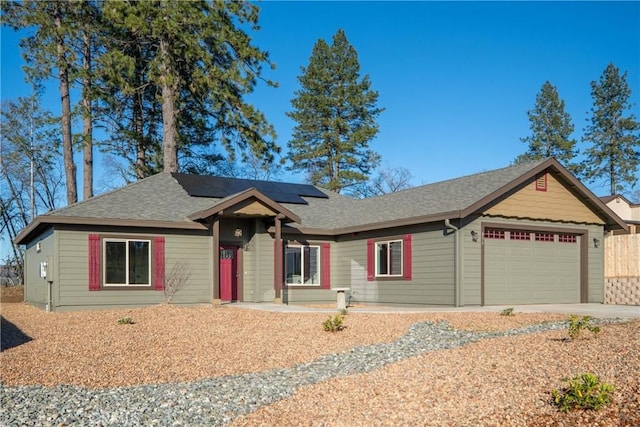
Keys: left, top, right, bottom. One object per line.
{"left": 1, "top": 296, "right": 638, "bottom": 426}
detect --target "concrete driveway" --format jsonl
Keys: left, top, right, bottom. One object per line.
{"left": 233, "top": 302, "right": 640, "bottom": 318}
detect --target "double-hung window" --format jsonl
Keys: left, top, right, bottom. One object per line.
{"left": 376, "top": 239, "right": 403, "bottom": 277}
{"left": 376, "top": 240, "right": 403, "bottom": 277}
{"left": 366, "top": 235, "right": 412, "bottom": 281}
{"left": 285, "top": 245, "right": 320, "bottom": 286}
{"left": 104, "top": 239, "right": 151, "bottom": 286}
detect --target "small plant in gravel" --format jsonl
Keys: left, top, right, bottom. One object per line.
{"left": 322, "top": 314, "right": 345, "bottom": 332}
{"left": 567, "top": 314, "right": 600, "bottom": 340}
{"left": 338, "top": 308, "right": 348, "bottom": 315}
{"left": 117, "top": 317, "right": 134, "bottom": 325}
{"left": 500, "top": 307, "right": 515, "bottom": 316}
{"left": 552, "top": 372, "right": 614, "bottom": 412}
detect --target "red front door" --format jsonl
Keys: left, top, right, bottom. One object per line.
{"left": 220, "top": 246, "right": 238, "bottom": 301}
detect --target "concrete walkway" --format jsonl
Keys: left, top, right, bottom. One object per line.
{"left": 230, "top": 302, "right": 640, "bottom": 318}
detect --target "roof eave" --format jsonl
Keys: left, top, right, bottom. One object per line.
{"left": 276, "top": 211, "right": 462, "bottom": 236}
{"left": 14, "top": 215, "right": 207, "bottom": 245}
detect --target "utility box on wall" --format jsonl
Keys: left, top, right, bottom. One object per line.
{"left": 39, "top": 256, "right": 54, "bottom": 282}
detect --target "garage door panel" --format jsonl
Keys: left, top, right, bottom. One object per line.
{"left": 484, "top": 228, "right": 580, "bottom": 305}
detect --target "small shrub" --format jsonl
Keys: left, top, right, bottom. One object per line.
{"left": 552, "top": 372, "right": 614, "bottom": 412}
{"left": 322, "top": 314, "right": 345, "bottom": 332}
{"left": 117, "top": 317, "right": 134, "bottom": 325}
{"left": 567, "top": 314, "right": 600, "bottom": 340}
{"left": 500, "top": 307, "right": 514, "bottom": 316}
{"left": 338, "top": 308, "right": 348, "bottom": 316}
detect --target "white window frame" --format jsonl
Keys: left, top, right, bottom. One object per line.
{"left": 375, "top": 239, "right": 403, "bottom": 277}
{"left": 285, "top": 244, "right": 321, "bottom": 286}
{"left": 103, "top": 238, "right": 151, "bottom": 287}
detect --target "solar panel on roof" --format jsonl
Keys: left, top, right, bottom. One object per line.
{"left": 172, "top": 173, "right": 328, "bottom": 205}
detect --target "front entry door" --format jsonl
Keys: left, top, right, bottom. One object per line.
{"left": 220, "top": 245, "right": 238, "bottom": 301}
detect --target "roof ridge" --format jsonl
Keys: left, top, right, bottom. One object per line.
{"left": 366, "top": 158, "right": 548, "bottom": 200}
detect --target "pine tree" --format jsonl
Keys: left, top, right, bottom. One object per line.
{"left": 581, "top": 63, "right": 640, "bottom": 195}
{"left": 287, "top": 29, "right": 383, "bottom": 193}
{"left": 516, "top": 81, "right": 578, "bottom": 172}
{"left": 102, "top": 0, "right": 278, "bottom": 174}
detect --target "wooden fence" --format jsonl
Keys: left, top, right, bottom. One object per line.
{"left": 604, "top": 234, "right": 640, "bottom": 277}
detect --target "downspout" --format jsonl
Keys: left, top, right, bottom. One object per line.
{"left": 444, "top": 219, "right": 461, "bottom": 307}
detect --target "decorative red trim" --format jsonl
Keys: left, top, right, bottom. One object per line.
{"left": 274, "top": 239, "right": 283, "bottom": 292}
{"left": 510, "top": 231, "right": 531, "bottom": 241}
{"left": 366, "top": 239, "right": 374, "bottom": 281}
{"left": 535, "top": 172, "right": 547, "bottom": 192}
{"left": 535, "top": 232, "right": 554, "bottom": 242}
{"left": 88, "top": 234, "right": 100, "bottom": 291}
{"left": 321, "top": 243, "right": 331, "bottom": 289}
{"left": 484, "top": 229, "right": 505, "bottom": 239}
{"left": 153, "top": 237, "right": 165, "bottom": 290}
{"left": 558, "top": 234, "right": 577, "bottom": 243}
{"left": 403, "top": 234, "right": 412, "bottom": 280}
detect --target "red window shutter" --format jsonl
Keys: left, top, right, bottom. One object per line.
{"left": 88, "top": 234, "right": 100, "bottom": 291}
{"left": 153, "top": 236, "right": 165, "bottom": 291}
{"left": 321, "top": 243, "right": 331, "bottom": 289}
{"left": 366, "top": 239, "right": 374, "bottom": 281}
{"left": 403, "top": 234, "right": 412, "bottom": 280}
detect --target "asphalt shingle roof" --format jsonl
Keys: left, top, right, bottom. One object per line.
{"left": 285, "top": 159, "right": 549, "bottom": 230}
{"left": 16, "top": 157, "right": 627, "bottom": 244}
{"left": 47, "top": 173, "right": 212, "bottom": 223}
{"left": 40, "top": 160, "right": 550, "bottom": 229}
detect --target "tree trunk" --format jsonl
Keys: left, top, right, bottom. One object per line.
{"left": 82, "top": 32, "right": 93, "bottom": 199}
{"left": 55, "top": 10, "right": 77, "bottom": 205}
{"left": 134, "top": 89, "right": 146, "bottom": 179}
{"left": 160, "top": 38, "right": 178, "bottom": 173}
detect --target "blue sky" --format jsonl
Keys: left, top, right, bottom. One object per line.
{"left": 1, "top": 1, "right": 639, "bottom": 199}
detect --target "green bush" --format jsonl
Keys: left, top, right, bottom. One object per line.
{"left": 552, "top": 372, "right": 614, "bottom": 412}
{"left": 322, "top": 314, "right": 345, "bottom": 332}
{"left": 567, "top": 314, "right": 600, "bottom": 340}
{"left": 117, "top": 317, "right": 134, "bottom": 325}
{"left": 338, "top": 308, "right": 348, "bottom": 316}
{"left": 500, "top": 307, "right": 515, "bottom": 316}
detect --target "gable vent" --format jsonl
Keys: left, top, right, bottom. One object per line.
{"left": 535, "top": 173, "right": 547, "bottom": 192}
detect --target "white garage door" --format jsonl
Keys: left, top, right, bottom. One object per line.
{"left": 484, "top": 228, "right": 580, "bottom": 305}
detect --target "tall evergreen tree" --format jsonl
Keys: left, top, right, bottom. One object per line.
{"left": 287, "top": 29, "right": 383, "bottom": 193}
{"left": 102, "top": 0, "right": 279, "bottom": 174}
{"left": 581, "top": 63, "right": 640, "bottom": 195}
{"left": 516, "top": 81, "right": 578, "bottom": 172}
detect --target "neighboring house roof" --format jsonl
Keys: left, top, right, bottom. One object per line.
{"left": 14, "top": 157, "right": 627, "bottom": 245}
{"left": 600, "top": 194, "right": 639, "bottom": 207}
{"left": 600, "top": 194, "right": 640, "bottom": 225}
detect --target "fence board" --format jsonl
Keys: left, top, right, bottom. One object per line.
{"left": 605, "top": 234, "right": 640, "bottom": 277}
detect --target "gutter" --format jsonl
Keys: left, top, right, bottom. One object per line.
{"left": 444, "top": 219, "right": 462, "bottom": 307}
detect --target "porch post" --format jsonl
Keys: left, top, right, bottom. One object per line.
{"left": 274, "top": 214, "right": 284, "bottom": 303}
{"left": 213, "top": 213, "right": 221, "bottom": 304}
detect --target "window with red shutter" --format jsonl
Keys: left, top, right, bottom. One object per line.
{"left": 321, "top": 243, "right": 331, "bottom": 289}
{"left": 153, "top": 236, "right": 165, "bottom": 291}
{"left": 88, "top": 234, "right": 100, "bottom": 291}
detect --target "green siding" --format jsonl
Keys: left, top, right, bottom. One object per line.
{"left": 54, "top": 230, "right": 211, "bottom": 310}
{"left": 461, "top": 227, "right": 482, "bottom": 305}
{"left": 23, "top": 228, "right": 55, "bottom": 309}
{"left": 251, "top": 226, "right": 275, "bottom": 302}
{"left": 587, "top": 226, "right": 604, "bottom": 303}
{"left": 286, "top": 225, "right": 455, "bottom": 306}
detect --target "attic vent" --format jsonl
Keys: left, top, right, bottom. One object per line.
{"left": 535, "top": 173, "right": 547, "bottom": 192}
